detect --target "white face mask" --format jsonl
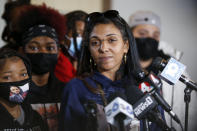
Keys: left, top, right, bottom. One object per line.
{"left": 66, "top": 36, "right": 83, "bottom": 56}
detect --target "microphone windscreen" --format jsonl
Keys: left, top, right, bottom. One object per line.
{"left": 125, "top": 85, "right": 144, "bottom": 105}
{"left": 152, "top": 57, "right": 163, "bottom": 69}
{"left": 107, "top": 92, "right": 127, "bottom": 104}
{"left": 133, "top": 68, "right": 146, "bottom": 81}
{"left": 83, "top": 100, "right": 97, "bottom": 115}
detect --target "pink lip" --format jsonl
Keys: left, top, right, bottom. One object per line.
{"left": 98, "top": 56, "right": 112, "bottom": 62}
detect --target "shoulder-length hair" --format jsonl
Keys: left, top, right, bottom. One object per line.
{"left": 77, "top": 10, "right": 141, "bottom": 79}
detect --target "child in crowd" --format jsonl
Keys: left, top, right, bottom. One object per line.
{"left": 0, "top": 48, "right": 48, "bottom": 130}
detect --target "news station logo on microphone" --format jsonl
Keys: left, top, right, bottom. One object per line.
{"left": 160, "top": 57, "right": 186, "bottom": 85}
{"left": 139, "top": 82, "right": 153, "bottom": 93}
{"left": 139, "top": 73, "right": 162, "bottom": 93}
{"left": 133, "top": 94, "right": 157, "bottom": 119}
{"left": 105, "top": 97, "right": 134, "bottom": 125}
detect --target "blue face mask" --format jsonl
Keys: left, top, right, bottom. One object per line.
{"left": 68, "top": 37, "right": 82, "bottom": 56}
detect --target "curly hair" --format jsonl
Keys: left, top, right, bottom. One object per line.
{"left": 10, "top": 4, "right": 66, "bottom": 47}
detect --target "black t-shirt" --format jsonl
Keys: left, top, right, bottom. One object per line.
{"left": 24, "top": 71, "right": 66, "bottom": 131}
{"left": 26, "top": 71, "right": 66, "bottom": 104}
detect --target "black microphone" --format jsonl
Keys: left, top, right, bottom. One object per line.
{"left": 125, "top": 85, "right": 157, "bottom": 119}
{"left": 84, "top": 100, "right": 110, "bottom": 131}
{"left": 83, "top": 100, "right": 98, "bottom": 131}
{"left": 152, "top": 57, "right": 197, "bottom": 91}
{"left": 136, "top": 70, "right": 181, "bottom": 124}
{"left": 125, "top": 85, "right": 173, "bottom": 131}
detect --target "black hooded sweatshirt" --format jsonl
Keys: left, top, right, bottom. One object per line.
{"left": 0, "top": 103, "right": 48, "bottom": 131}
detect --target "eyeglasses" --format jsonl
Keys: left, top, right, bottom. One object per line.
{"left": 86, "top": 10, "right": 124, "bottom": 25}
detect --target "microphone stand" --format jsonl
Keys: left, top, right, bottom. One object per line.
{"left": 115, "top": 114, "right": 126, "bottom": 131}
{"left": 184, "top": 87, "right": 192, "bottom": 131}
{"left": 179, "top": 74, "right": 197, "bottom": 131}
{"left": 142, "top": 118, "right": 150, "bottom": 131}
{"left": 117, "top": 118, "right": 125, "bottom": 131}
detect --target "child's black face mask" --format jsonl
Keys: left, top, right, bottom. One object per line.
{"left": 0, "top": 79, "right": 30, "bottom": 104}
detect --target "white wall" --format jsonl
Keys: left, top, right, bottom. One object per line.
{"left": 111, "top": 0, "right": 197, "bottom": 81}
{"left": 0, "top": 0, "right": 6, "bottom": 48}
{"left": 31, "top": 0, "right": 103, "bottom": 14}
{"left": 0, "top": 0, "right": 104, "bottom": 49}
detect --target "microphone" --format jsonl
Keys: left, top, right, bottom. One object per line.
{"left": 135, "top": 70, "right": 181, "bottom": 124}
{"left": 132, "top": 93, "right": 158, "bottom": 119}
{"left": 83, "top": 100, "right": 98, "bottom": 131}
{"left": 152, "top": 57, "right": 197, "bottom": 91}
{"left": 125, "top": 86, "right": 173, "bottom": 131}
{"left": 125, "top": 85, "right": 158, "bottom": 120}
{"left": 84, "top": 100, "right": 111, "bottom": 131}
{"left": 105, "top": 92, "right": 134, "bottom": 131}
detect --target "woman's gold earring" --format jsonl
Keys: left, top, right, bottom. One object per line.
{"left": 90, "top": 58, "right": 96, "bottom": 66}
{"left": 90, "top": 58, "right": 92, "bottom": 64}
{"left": 124, "top": 54, "right": 127, "bottom": 63}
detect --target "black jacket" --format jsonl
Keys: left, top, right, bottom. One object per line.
{"left": 0, "top": 103, "right": 48, "bottom": 131}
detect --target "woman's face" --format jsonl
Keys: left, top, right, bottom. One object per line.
{"left": 0, "top": 57, "right": 29, "bottom": 83}
{"left": 24, "top": 36, "right": 59, "bottom": 54}
{"left": 75, "top": 20, "right": 85, "bottom": 37}
{"left": 89, "top": 23, "right": 129, "bottom": 73}
{"left": 132, "top": 24, "right": 160, "bottom": 41}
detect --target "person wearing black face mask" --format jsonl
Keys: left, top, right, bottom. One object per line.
{"left": 14, "top": 5, "right": 67, "bottom": 131}
{"left": 22, "top": 24, "right": 59, "bottom": 76}
{"left": 134, "top": 37, "right": 170, "bottom": 74}
{"left": 135, "top": 38, "right": 159, "bottom": 61}
{"left": 129, "top": 11, "right": 170, "bottom": 131}
{"left": 0, "top": 48, "right": 48, "bottom": 130}
{"left": 129, "top": 11, "right": 197, "bottom": 131}
{"left": 129, "top": 11, "right": 170, "bottom": 73}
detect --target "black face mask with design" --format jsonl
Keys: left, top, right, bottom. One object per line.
{"left": 135, "top": 38, "right": 159, "bottom": 61}
{"left": 0, "top": 79, "right": 30, "bottom": 104}
{"left": 26, "top": 53, "right": 58, "bottom": 75}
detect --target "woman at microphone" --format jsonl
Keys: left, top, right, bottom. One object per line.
{"left": 59, "top": 10, "right": 163, "bottom": 131}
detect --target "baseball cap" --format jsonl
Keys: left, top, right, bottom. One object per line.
{"left": 128, "top": 11, "right": 161, "bottom": 31}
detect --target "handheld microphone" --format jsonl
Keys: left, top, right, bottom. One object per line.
{"left": 125, "top": 86, "right": 173, "bottom": 131}
{"left": 132, "top": 93, "right": 158, "bottom": 119}
{"left": 136, "top": 70, "right": 181, "bottom": 124}
{"left": 84, "top": 100, "right": 111, "bottom": 131}
{"left": 152, "top": 57, "right": 197, "bottom": 91}
{"left": 124, "top": 83, "right": 157, "bottom": 119}
{"left": 104, "top": 92, "right": 134, "bottom": 131}
{"left": 83, "top": 100, "right": 98, "bottom": 131}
